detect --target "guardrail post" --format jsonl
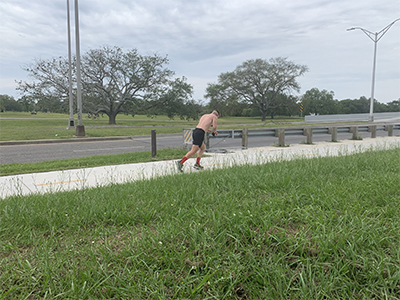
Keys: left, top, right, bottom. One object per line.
{"left": 205, "top": 132, "right": 210, "bottom": 149}
{"left": 368, "top": 125, "right": 377, "bottom": 138}
{"left": 275, "top": 129, "right": 285, "bottom": 146}
{"left": 329, "top": 127, "right": 338, "bottom": 142}
{"left": 385, "top": 125, "right": 393, "bottom": 136}
{"left": 242, "top": 128, "right": 248, "bottom": 148}
{"left": 350, "top": 126, "right": 358, "bottom": 140}
{"left": 303, "top": 128, "right": 313, "bottom": 144}
{"left": 183, "top": 128, "right": 193, "bottom": 144}
{"left": 151, "top": 130, "right": 156, "bottom": 157}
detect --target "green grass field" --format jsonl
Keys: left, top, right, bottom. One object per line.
{"left": 1, "top": 149, "right": 399, "bottom": 299}
{"left": 0, "top": 112, "right": 303, "bottom": 141}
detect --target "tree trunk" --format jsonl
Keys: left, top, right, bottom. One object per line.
{"left": 108, "top": 112, "right": 117, "bottom": 125}
{"left": 261, "top": 113, "right": 267, "bottom": 121}
{"left": 259, "top": 105, "right": 267, "bottom": 121}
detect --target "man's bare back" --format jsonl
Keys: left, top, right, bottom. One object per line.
{"left": 196, "top": 112, "right": 218, "bottom": 133}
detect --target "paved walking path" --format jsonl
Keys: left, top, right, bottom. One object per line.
{"left": 1, "top": 136, "right": 399, "bottom": 199}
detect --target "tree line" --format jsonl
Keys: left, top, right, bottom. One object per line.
{"left": 1, "top": 46, "right": 399, "bottom": 122}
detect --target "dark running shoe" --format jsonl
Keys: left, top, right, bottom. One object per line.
{"left": 193, "top": 163, "right": 204, "bottom": 170}
{"left": 176, "top": 160, "right": 183, "bottom": 172}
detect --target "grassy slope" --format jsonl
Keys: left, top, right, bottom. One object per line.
{"left": 1, "top": 149, "right": 399, "bottom": 299}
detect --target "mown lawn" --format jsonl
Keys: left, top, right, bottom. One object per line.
{"left": 0, "top": 112, "right": 303, "bottom": 141}
{"left": 1, "top": 148, "right": 399, "bottom": 299}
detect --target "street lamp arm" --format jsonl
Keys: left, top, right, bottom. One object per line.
{"left": 346, "top": 27, "right": 376, "bottom": 42}
{"left": 376, "top": 17, "right": 400, "bottom": 42}
{"left": 347, "top": 26, "right": 374, "bottom": 34}
{"left": 347, "top": 18, "right": 400, "bottom": 42}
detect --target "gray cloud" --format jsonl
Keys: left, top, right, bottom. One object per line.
{"left": 0, "top": 0, "right": 399, "bottom": 103}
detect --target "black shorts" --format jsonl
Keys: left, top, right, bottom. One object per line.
{"left": 192, "top": 128, "right": 205, "bottom": 146}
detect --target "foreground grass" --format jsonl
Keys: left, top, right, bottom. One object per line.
{"left": 1, "top": 149, "right": 400, "bottom": 299}
{"left": 0, "top": 148, "right": 188, "bottom": 176}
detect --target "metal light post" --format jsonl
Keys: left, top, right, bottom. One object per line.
{"left": 66, "top": 0, "right": 75, "bottom": 129}
{"left": 347, "top": 18, "right": 400, "bottom": 122}
{"left": 74, "top": 0, "right": 85, "bottom": 136}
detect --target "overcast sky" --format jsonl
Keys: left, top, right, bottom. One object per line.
{"left": 1, "top": 0, "right": 399, "bottom": 104}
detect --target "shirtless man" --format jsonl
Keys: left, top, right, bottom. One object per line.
{"left": 176, "top": 110, "right": 220, "bottom": 172}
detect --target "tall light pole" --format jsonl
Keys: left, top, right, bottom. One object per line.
{"left": 66, "top": 0, "right": 75, "bottom": 129}
{"left": 347, "top": 18, "right": 400, "bottom": 122}
{"left": 74, "top": 0, "right": 85, "bottom": 136}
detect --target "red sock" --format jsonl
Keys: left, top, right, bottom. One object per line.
{"left": 196, "top": 157, "right": 201, "bottom": 165}
{"left": 180, "top": 157, "right": 188, "bottom": 164}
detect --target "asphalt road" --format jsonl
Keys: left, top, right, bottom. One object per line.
{"left": 0, "top": 129, "right": 396, "bottom": 164}
{"left": 0, "top": 134, "right": 181, "bottom": 164}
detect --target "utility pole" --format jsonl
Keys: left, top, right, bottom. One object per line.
{"left": 66, "top": 0, "right": 75, "bottom": 129}
{"left": 74, "top": 0, "right": 85, "bottom": 136}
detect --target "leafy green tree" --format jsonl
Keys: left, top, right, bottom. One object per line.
{"left": 35, "top": 96, "right": 69, "bottom": 113}
{"left": 372, "top": 99, "right": 387, "bottom": 113}
{"left": 274, "top": 95, "right": 299, "bottom": 117}
{"left": 81, "top": 46, "right": 189, "bottom": 124}
{"left": 205, "top": 57, "right": 308, "bottom": 121}
{"left": 144, "top": 77, "right": 198, "bottom": 120}
{"left": 18, "top": 96, "right": 36, "bottom": 112}
{"left": 386, "top": 99, "right": 400, "bottom": 112}
{"left": 0, "top": 95, "right": 6, "bottom": 112}
{"left": 180, "top": 99, "right": 204, "bottom": 120}
{"left": 338, "top": 96, "right": 374, "bottom": 114}
{"left": 338, "top": 99, "right": 356, "bottom": 114}
{"left": 301, "top": 88, "right": 337, "bottom": 115}
{"left": 0, "top": 94, "right": 23, "bottom": 112}
{"left": 357, "top": 96, "right": 372, "bottom": 113}
{"left": 205, "top": 83, "right": 248, "bottom": 116}
{"left": 17, "top": 46, "right": 194, "bottom": 124}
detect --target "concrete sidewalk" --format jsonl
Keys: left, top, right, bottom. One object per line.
{"left": 1, "top": 136, "right": 399, "bottom": 199}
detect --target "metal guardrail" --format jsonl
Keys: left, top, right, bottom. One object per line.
{"left": 305, "top": 112, "right": 400, "bottom": 123}
{"left": 183, "top": 124, "right": 400, "bottom": 149}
